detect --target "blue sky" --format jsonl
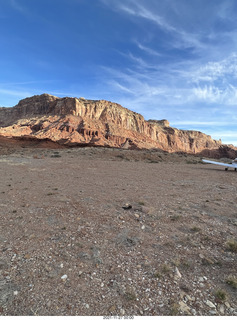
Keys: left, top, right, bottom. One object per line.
{"left": 1, "top": 0, "right": 237, "bottom": 145}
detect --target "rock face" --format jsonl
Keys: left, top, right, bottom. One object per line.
{"left": 0, "top": 93, "right": 236, "bottom": 157}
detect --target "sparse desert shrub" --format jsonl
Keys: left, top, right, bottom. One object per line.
{"left": 161, "top": 263, "right": 171, "bottom": 274}
{"left": 170, "top": 215, "right": 181, "bottom": 221}
{"left": 124, "top": 291, "right": 137, "bottom": 301}
{"left": 214, "top": 289, "right": 227, "bottom": 302}
{"left": 169, "top": 301, "right": 179, "bottom": 315}
{"left": 226, "top": 276, "right": 237, "bottom": 289}
{"left": 153, "top": 271, "right": 161, "bottom": 279}
{"left": 181, "top": 260, "right": 191, "bottom": 269}
{"left": 190, "top": 226, "right": 201, "bottom": 233}
{"left": 226, "top": 239, "right": 237, "bottom": 253}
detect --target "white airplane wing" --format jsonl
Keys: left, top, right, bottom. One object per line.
{"left": 202, "top": 159, "right": 236, "bottom": 168}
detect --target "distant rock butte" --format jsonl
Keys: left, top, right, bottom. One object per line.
{"left": 0, "top": 93, "right": 236, "bottom": 158}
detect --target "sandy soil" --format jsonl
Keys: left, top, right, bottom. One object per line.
{"left": 0, "top": 146, "right": 236, "bottom": 316}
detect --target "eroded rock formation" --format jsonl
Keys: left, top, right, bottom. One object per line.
{"left": 0, "top": 93, "right": 236, "bottom": 158}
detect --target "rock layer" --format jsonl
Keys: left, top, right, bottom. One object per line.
{"left": 0, "top": 93, "right": 236, "bottom": 158}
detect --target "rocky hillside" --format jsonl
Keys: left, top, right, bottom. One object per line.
{"left": 0, "top": 94, "right": 236, "bottom": 158}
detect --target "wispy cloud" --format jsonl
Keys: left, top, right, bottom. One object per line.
{"left": 119, "top": 1, "right": 176, "bottom": 33}
{"left": 172, "top": 121, "right": 234, "bottom": 126}
{"left": 191, "top": 53, "right": 237, "bottom": 84}
{"left": 101, "top": 0, "right": 207, "bottom": 52}
{"left": 193, "top": 84, "right": 237, "bottom": 105}
{"left": 135, "top": 41, "right": 161, "bottom": 57}
{"left": 0, "top": 88, "right": 32, "bottom": 97}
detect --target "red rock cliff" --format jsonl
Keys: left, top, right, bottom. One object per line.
{"left": 0, "top": 93, "right": 233, "bottom": 156}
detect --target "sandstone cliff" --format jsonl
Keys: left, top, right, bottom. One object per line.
{"left": 0, "top": 93, "right": 236, "bottom": 158}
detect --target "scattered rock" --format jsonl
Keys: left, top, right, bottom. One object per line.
{"left": 108, "top": 305, "right": 116, "bottom": 313}
{"left": 179, "top": 301, "right": 191, "bottom": 314}
{"left": 0, "top": 280, "right": 18, "bottom": 306}
{"left": 209, "top": 310, "right": 217, "bottom": 315}
{"left": 0, "top": 260, "right": 7, "bottom": 270}
{"left": 205, "top": 300, "right": 216, "bottom": 309}
{"left": 219, "top": 304, "right": 225, "bottom": 314}
{"left": 120, "top": 309, "right": 125, "bottom": 315}
{"left": 61, "top": 275, "right": 68, "bottom": 281}
{"left": 191, "top": 309, "right": 196, "bottom": 315}
{"left": 201, "top": 257, "right": 215, "bottom": 265}
{"left": 122, "top": 204, "right": 132, "bottom": 210}
{"left": 174, "top": 267, "right": 182, "bottom": 279}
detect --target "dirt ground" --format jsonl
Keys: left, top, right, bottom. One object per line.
{"left": 0, "top": 146, "right": 236, "bottom": 316}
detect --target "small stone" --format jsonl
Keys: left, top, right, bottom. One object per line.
{"left": 0, "top": 260, "right": 7, "bottom": 270}
{"left": 225, "top": 302, "right": 230, "bottom": 308}
{"left": 13, "top": 291, "right": 18, "bottom": 296}
{"left": 209, "top": 310, "right": 217, "bottom": 315}
{"left": 205, "top": 300, "right": 216, "bottom": 309}
{"left": 120, "top": 309, "right": 125, "bottom": 315}
{"left": 101, "top": 283, "right": 104, "bottom": 287}
{"left": 198, "top": 277, "right": 204, "bottom": 282}
{"left": 202, "top": 257, "right": 214, "bottom": 265}
{"left": 174, "top": 267, "right": 182, "bottom": 279}
{"left": 109, "top": 305, "right": 116, "bottom": 313}
{"left": 60, "top": 263, "right": 63, "bottom": 268}
{"left": 179, "top": 301, "right": 191, "bottom": 314}
{"left": 141, "top": 225, "right": 145, "bottom": 230}
{"left": 191, "top": 309, "right": 196, "bottom": 315}
{"left": 219, "top": 304, "right": 225, "bottom": 314}
{"left": 85, "top": 304, "right": 89, "bottom": 309}
{"left": 122, "top": 204, "right": 132, "bottom": 210}
{"left": 134, "top": 214, "right": 140, "bottom": 219}
{"left": 61, "top": 274, "right": 68, "bottom": 280}
{"left": 78, "top": 271, "right": 83, "bottom": 276}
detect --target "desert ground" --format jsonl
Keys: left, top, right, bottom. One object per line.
{"left": 0, "top": 145, "right": 236, "bottom": 316}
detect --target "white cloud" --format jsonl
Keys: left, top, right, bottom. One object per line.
{"left": 0, "top": 88, "right": 32, "bottom": 97}
{"left": 135, "top": 41, "right": 161, "bottom": 57}
{"left": 192, "top": 84, "right": 237, "bottom": 105}
{"left": 191, "top": 53, "right": 237, "bottom": 84}
{"left": 172, "top": 121, "right": 233, "bottom": 126}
